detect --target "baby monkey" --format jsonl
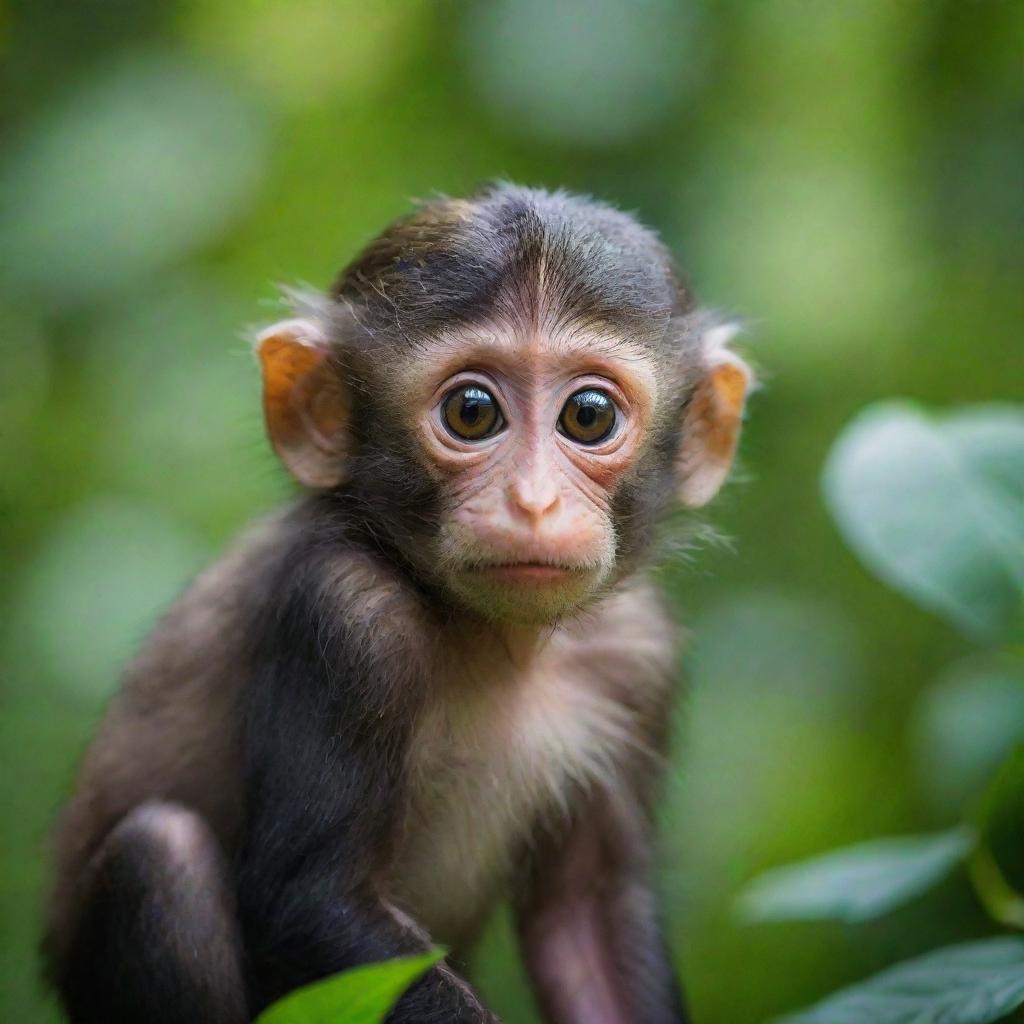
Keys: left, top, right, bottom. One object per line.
{"left": 44, "top": 184, "right": 751, "bottom": 1024}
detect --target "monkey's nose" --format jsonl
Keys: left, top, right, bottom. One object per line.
{"left": 507, "top": 473, "right": 561, "bottom": 525}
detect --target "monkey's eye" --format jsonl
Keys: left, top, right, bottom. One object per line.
{"left": 442, "top": 385, "right": 503, "bottom": 441}
{"left": 559, "top": 389, "right": 617, "bottom": 445}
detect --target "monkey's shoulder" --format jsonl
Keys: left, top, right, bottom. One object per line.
{"left": 134, "top": 501, "right": 419, "bottom": 664}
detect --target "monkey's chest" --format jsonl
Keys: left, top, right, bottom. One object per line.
{"left": 388, "top": 666, "right": 637, "bottom": 947}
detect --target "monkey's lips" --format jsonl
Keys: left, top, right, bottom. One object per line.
{"left": 476, "top": 562, "right": 582, "bottom": 584}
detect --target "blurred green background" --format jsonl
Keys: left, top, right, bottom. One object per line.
{"left": 1, "top": 1, "right": 1022, "bottom": 1022}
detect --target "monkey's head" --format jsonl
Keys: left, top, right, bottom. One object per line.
{"left": 257, "top": 185, "right": 751, "bottom": 625}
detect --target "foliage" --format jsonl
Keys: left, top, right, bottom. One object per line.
{"left": 737, "top": 827, "right": 974, "bottom": 924}
{"left": 739, "top": 402, "right": 1024, "bottom": 1023}
{"left": 780, "top": 939, "right": 1024, "bottom": 1024}
{"left": 255, "top": 951, "right": 443, "bottom": 1024}
{"left": 823, "top": 404, "right": 1024, "bottom": 643}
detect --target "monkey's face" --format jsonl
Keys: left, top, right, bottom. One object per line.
{"left": 257, "top": 189, "right": 753, "bottom": 628}
{"left": 258, "top": 312, "right": 750, "bottom": 627}
{"left": 399, "top": 328, "right": 662, "bottom": 625}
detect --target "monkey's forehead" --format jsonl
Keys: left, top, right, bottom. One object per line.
{"left": 378, "top": 322, "right": 669, "bottom": 415}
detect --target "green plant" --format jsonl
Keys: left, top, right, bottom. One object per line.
{"left": 737, "top": 401, "right": 1024, "bottom": 1023}
{"left": 254, "top": 950, "right": 443, "bottom": 1024}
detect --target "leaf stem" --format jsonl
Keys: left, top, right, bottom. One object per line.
{"left": 968, "top": 846, "right": 1024, "bottom": 930}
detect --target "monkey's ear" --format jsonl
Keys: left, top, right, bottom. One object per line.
{"left": 676, "top": 322, "right": 752, "bottom": 508}
{"left": 257, "top": 319, "right": 350, "bottom": 488}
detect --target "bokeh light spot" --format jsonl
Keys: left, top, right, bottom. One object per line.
{"left": 462, "top": 0, "right": 705, "bottom": 146}
{"left": 0, "top": 53, "right": 268, "bottom": 308}
{"left": 8, "top": 497, "right": 210, "bottom": 700}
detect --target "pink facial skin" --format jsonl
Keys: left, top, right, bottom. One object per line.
{"left": 402, "top": 326, "right": 660, "bottom": 624}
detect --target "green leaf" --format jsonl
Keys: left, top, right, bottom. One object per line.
{"left": 779, "top": 938, "right": 1024, "bottom": 1024}
{"left": 737, "top": 827, "right": 974, "bottom": 923}
{"left": 822, "top": 402, "right": 1024, "bottom": 642}
{"left": 255, "top": 950, "right": 444, "bottom": 1024}
{"left": 941, "top": 406, "right": 1024, "bottom": 512}
{"left": 971, "top": 746, "right": 1024, "bottom": 928}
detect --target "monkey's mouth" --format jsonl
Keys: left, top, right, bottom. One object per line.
{"left": 476, "top": 562, "right": 584, "bottom": 584}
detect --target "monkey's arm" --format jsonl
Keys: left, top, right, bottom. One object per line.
{"left": 235, "top": 553, "right": 494, "bottom": 1021}
{"left": 516, "top": 790, "right": 688, "bottom": 1024}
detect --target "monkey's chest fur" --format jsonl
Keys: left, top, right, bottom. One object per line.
{"left": 388, "top": 590, "right": 677, "bottom": 947}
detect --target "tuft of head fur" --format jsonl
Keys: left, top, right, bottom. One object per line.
{"left": 329, "top": 183, "right": 694, "bottom": 349}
